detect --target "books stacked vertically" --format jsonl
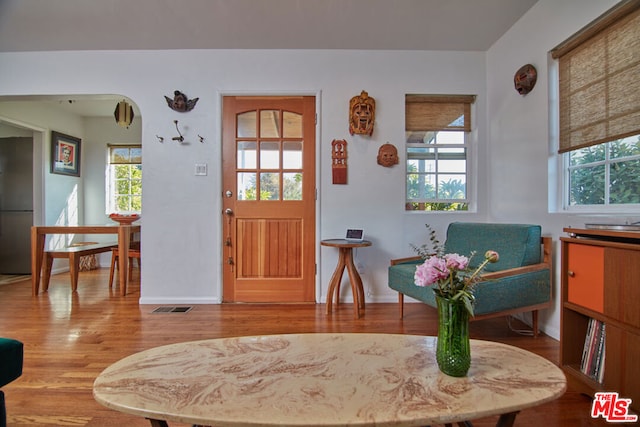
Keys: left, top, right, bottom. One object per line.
{"left": 580, "top": 318, "right": 606, "bottom": 383}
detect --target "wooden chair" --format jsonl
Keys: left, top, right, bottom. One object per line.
{"left": 109, "top": 247, "right": 141, "bottom": 288}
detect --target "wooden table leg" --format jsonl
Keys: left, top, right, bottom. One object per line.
{"left": 31, "top": 227, "right": 45, "bottom": 296}
{"left": 146, "top": 419, "right": 169, "bottom": 427}
{"left": 496, "top": 411, "right": 519, "bottom": 427}
{"left": 69, "top": 252, "right": 81, "bottom": 292}
{"left": 42, "top": 253, "right": 53, "bottom": 292}
{"left": 344, "top": 248, "right": 364, "bottom": 318}
{"left": 146, "top": 418, "right": 210, "bottom": 427}
{"left": 325, "top": 249, "right": 346, "bottom": 314}
{"left": 118, "top": 225, "right": 131, "bottom": 296}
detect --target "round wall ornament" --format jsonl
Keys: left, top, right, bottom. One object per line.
{"left": 514, "top": 64, "right": 537, "bottom": 95}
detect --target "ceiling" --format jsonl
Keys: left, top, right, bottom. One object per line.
{"left": 0, "top": 0, "right": 538, "bottom": 118}
{"left": 0, "top": 0, "right": 537, "bottom": 52}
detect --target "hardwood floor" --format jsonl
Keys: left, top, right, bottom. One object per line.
{"left": 0, "top": 269, "right": 610, "bottom": 426}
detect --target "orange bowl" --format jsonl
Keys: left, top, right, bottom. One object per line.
{"left": 109, "top": 214, "right": 140, "bottom": 225}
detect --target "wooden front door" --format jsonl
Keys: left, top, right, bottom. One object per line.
{"left": 222, "top": 96, "right": 316, "bottom": 302}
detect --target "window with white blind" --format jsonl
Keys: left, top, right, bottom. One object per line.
{"left": 552, "top": 3, "right": 640, "bottom": 209}
{"left": 106, "top": 144, "right": 142, "bottom": 213}
{"left": 405, "top": 95, "right": 475, "bottom": 211}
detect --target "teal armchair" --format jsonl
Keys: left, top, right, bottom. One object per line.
{"left": 388, "top": 223, "right": 552, "bottom": 336}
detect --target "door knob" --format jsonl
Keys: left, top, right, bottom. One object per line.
{"left": 224, "top": 208, "right": 233, "bottom": 216}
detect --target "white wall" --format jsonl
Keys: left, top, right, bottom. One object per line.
{"left": 0, "top": 102, "right": 84, "bottom": 234}
{"left": 0, "top": 49, "right": 488, "bottom": 307}
{"left": 486, "top": 0, "right": 624, "bottom": 339}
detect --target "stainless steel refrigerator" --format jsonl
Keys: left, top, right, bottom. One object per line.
{"left": 0, "top": 136, "right": 33, "bottom": 274}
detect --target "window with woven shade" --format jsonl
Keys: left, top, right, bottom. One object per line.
{"left": 405, "top": 95, "right": 475, "bottom": 212}
{"left": 552, "top": 1, "right": 640, "bottom": 208}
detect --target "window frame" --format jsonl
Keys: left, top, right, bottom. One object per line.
{"left": 106, "top": 144, "right": 142, "bottom": 214}
{"left": 404, "top": 94, "right": 476, "bottom": 212}
{"left": 405, "top": 130, "right": 470, "bottom": 210}
{"left": 552, "top": 2, "right": 640, "bottom": 213}
{"left": 563, "top": 136, "right": 640, "bottom": 212}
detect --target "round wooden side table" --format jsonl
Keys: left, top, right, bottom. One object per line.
{"left": 321, "top": 239, "right": 372, "bottom": 318}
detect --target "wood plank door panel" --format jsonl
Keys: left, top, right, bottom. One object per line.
{"left": 222, "top": 96, "right": 316, "bottom": 302}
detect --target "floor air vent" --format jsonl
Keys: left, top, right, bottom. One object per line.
{"left": 151, "top": 306, "right": 193, "bottom": 313}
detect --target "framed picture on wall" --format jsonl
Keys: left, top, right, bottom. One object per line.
{"left": 50, "top": 131, "right": 81, "bottom": 176}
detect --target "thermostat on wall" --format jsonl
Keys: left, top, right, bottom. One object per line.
{"left": 346, "top": 229, "right": 364, "bottom": 242}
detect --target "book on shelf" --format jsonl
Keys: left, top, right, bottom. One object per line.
{"left": 580, "top": 318, "right": 606, "bottom": 383}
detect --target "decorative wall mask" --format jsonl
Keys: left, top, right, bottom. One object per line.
{"left": 377, "top": 143, "right": 399, "bottom": 167}
{"left": 165, "top": 90, "right": 199, "bottom": 112}
{"left": 514, "top": 64, "right": 537, "bottom": 95}
{"left": 349, "top": 90, "right": 375, "bottom": 136}
{"left": 114, "top": 100, "right": 134, "bottom": 128}
{"left": 331, "top": 139, "right": 348, "bottom": 184}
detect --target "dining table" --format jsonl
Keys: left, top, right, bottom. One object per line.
{"left": 31, "top": 223, "right": 141, "bottom": 296}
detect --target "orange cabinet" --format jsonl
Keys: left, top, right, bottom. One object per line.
{"left": 566, "top": 243, "right": 604, "bottom": 313}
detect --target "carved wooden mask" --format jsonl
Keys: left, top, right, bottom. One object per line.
{"left": 377, "top": 143, "right": 399, "bottom": 167}
{"left": 331, "top": 139, "right": 348, "bottom": 184}
{"left": 349, "top": 90, "right": 375, "bottom": 136}
{"left": 514, "top": 64, "right": 537, "bottom": 95}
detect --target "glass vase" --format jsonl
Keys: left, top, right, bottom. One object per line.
{"left": 435, "top": 293, "right": 471, "bottom": 377}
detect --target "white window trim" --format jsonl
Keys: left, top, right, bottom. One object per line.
{"left": 404, "top": 100, "right": 478, "bottom": 213}
{"left": 105, "top": 144, "right": 142, "bottom": 214}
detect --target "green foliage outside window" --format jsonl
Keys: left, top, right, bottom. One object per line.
{"left": 114, "top": 164, "right": 142, "bottom": 211}
{"left": 569, "top": 135, "right": 640, "bottom": 206}
{"left": 108, "top": 145, "right": 142, "bottom": 213}
{"left": 406, "top": 163, "right": 468, "bottom": 211}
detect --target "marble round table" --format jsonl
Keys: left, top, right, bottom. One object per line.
{"left": 93, "top": 333, "right": 566, "bottom": 427}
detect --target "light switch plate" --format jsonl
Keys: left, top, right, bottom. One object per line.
{"left": 195, "top": 163, "right": 208, "bottom": 176}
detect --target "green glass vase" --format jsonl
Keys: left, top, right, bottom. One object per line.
{"left": 435, "top": 293, "right": 471, "bottom": 377}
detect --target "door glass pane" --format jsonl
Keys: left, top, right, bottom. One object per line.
{"left": 237, "top": 141, "right": 257, "bottom": 169}
{"left": 260, "top": 173, "right": 280, "bottom": 200}
{"left": 283, "top": 111, "right": 302, "bottom": 138}
{"left": 284, "top": 172, "right": 303, "bottom": 200}
{"left": 283, "top": 141, "right": 303, "bottom": 169}
{"left": 237, "top": 172, "right": 257, "bottom": 200}
{"left": 237, "top": 111, "right": 256, "bottom": 138}
{"left": 260, "top": 141, "right": 280, "bottom": 169}
{"left": 260, "top": 110, "right": 280, "bottom": 138}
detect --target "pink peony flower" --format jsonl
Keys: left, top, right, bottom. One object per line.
{"left": 414, "top": 255, "right": 448, "bottom": 287}
{"left": 412, "top": 224, "right": 499, "bottom": 316}
{"left": 444, "top": 253, "right": 469, "bottom": 270}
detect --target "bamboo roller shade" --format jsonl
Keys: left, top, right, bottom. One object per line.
{"left": 552, "top": 2, "right": 640, "bottom": 153}
{"left": 405, "top": 95, "right": 475, "bottom": 132}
